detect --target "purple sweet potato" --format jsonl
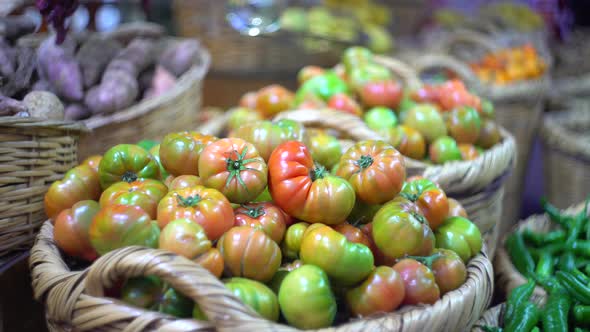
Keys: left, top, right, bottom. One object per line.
{"left": 0, "top": 15, "right": 37, "bottom": 40}
{"left": 76, "top": 36, "right": 122, "bottom": 88}
{"left": 64, "top": 103, "right": 91, "bottom": 120}
{"left": 0, "top": 94, "right": 26, "bottom": 115}
{"left": 37, "top": 35, "right": 83, "bottom": 101}
{"left": 158, "top": 40, "right": 201, "bottom": 77}
{"left": 0, "top": 38, "right": 15, "bottom": 78}
{"left": 105, "top": 22, "right": 165, "bottom": 44}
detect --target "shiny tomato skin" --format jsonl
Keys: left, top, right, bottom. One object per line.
{"left": 458, "top": 143, "right": 480, "bottom": 161}
{"left": 159, "top": 132, "right": 217, "bottom": 177}
{"left": 167, "top": 175, "right": 203, "bottom": 190}
{"left": 198, "top": 138, "right": 267, "bottom": 204}
{"left": 305, "top": 131, "right": 342, "bottom": 170}
{"left": 194, "top": 248, "right": 224, "bottom": 278}
{"left": 346, "top": 266, "right": 405, "bottom": 317}
{"left": 148, "top": 144, "right": 169, "bottom": 181}
{"left": 234, "top": 202, "right": 287, "bottom": 243}
{"left": 224, "top": 277, "right": 280, "bottom": 322}
{"left": 429, "top": 136, "right": 462, "bottom": 164}
{"left": 81, "top": 155, "right": 102, "bottom": 173}
{"left": 393, "top": 258, "right": 440, "bottom": 305}
{"left": 446, "top": 106, "right": 482, "bottom": 144}
{"left": 239, "top": 91, "right": 259, "bottom": 109}
{"left": 431, "top": 248, "right": 467, "bottom": 294}
{"left": 435, "top": 216, "right": 482, "bottom": 262}
{"left": 384, "top": 125, "right": 426, "bottom": 160}
{"left": 333, "top": 222, "right": 371, "bottom": 248}
{"left": 227, "top": 107, "right": 264, "bottom": 132}
{"left": 89, "top": 204, "right": 160, "bottom": 255}
{"left": 45, "top": 164, "right": 102, "bottom": 220}
{"left": 476, "top": 119, "right": 502, "bottom": 149}
{"left": 336, "top": 140, "right": 406, "bottom": 205}
{"left": 359, "top": 80, "right": 403, "bottom": 109}
{"left": 268, "top": 141, "right": 355, "bottom": 225}
{"left": 360, "top": 222, "right": 397, "bottom": 266}
{"left": 281, "top": 222, "right": 309, "bottom": 259}
{"left": 401, "top": 178, "right": 449, "bottom": 230}
{"left": 54, "top": 200, "right": 100, "bottom": 261}
{"left": 447, "top": 198, "right": 468, "bottom": 218}
{"left": 255, "top": 84, "right": 294, "bottom": 118}
{"left": 98, "top": 144, "right": 161, "bottom": 190}
{"left": 327, "top": 93, "right": 362, "bottom": 117}
{"left": 99, "top": 178, "right": 167, "bottom": 219}
{"left": 230, "top": 119, "right": 304, "bottom": 162}
{"left": 298, "top": 65, "right": 325, "bottom": 85}
{"left": 158, "top": 218, "right": 211, "bottom": 259}
{"left": 217, "top": 226, "right": 282, "bottom": 282}
{"left": 157, "top": 186, "right": 234, "bottom": 241}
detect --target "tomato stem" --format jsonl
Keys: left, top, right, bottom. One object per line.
{"left": 404, "top": 252, "right": 443, "bottom": 269}
{"left": 175, "top": 194, "right": 202, "bottom": 207}
{"left": 310, "top": 163, "right": 328, "bottom": 181}
{"left": 241, "top": 205, "right": 265, "bottom": 218}
{"left": 122, "top": 171, "right": 138, "bottom": 183}
{"left": 410, "top": 211, "right": 428, "bottom": 225}
{"left": 225, "top": 146, "right": 259, "bottom": 192}
{"left": 355, "top": 155, "right": 374, "bottom": 171}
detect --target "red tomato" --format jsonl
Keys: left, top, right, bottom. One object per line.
{"left": 327, "top": 93, "right": 362, "bottom": 117}
{"left": 336, "top": 140, "right": 406, "bottom": 204}
{"left": 159, "top": 218, "right": 211, "bottom": 259}
{"left": 234, "top": 202, "right": 288, "bottom": 243}
{"left": 255, "top": 85, "right": 294, "bottom": 118}
{"left": 401, "top": 179, "right": 449, "bottom": 230}
{"left": 167, "top": 175, "right": 203, "bottom": 191}
{"left": 157, "top": 186, "right": 234, "bottom": 240}
{"left": 346, "top": 266, "right": 405, "bottom": 317}
{"left": 268, "top": 141, "right": 355, "bottom": 224}
{"left": 99, "top": 179, "right": 167, "bottom": 219}
{"left": 359, "top": 80, "right": 403, "bottom": 109}
{"left": 333, "top": 222, "right": 371, "bottom": 248}
{"left": 159, "top": 131, "right": 217, "bottom": 177}
{"left": 81, "top": 155, "right": 102, "bottom": 173}
{"left": 198, "top": 138, "right": 268, "bottom": 204}
{"left": 54, "top": 200, "right": 100, "bottom": 261}
{"left": 239, "top": 91, "right": 258, "bottom": 109}
{"left": 44, "top": 165, "right": 102, "bottom": 220}
{"left": 430, "top": 248, "right": 467, "bottom": 294}
{"left": 385, "top": 125, "right": 426, "bottom": 160}
{"left": 194, "top": 248, "right": 224, "bottom": 278}
{"left": 217, "top": 226, "right": 282, "bottom": 282}
{"left": 393, "top": 258, "right": 440, "bottom": 305}
{"left": 447, "top": 198, "right": 468, "bottom": 218}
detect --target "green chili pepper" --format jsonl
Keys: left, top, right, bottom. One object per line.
{"left": 585, "top": 264, "right": 590, "bottom": 277}
{"left": 506, "top": 232, "right": 535, "bottom": 277}
{"left": 567, "top": 214, "right": 586, "bottom": 244}
{"left": 542, "top": 198, "right": 573, "bottom": 229}
{"left": 574, "top": 305, "right": 590, "bottom": 327}
{"left": 504, "top": 301, "right": 540, "bottom": 332}
{"left": 505, "top": 279, "right": 536, "bottom": 323}
{"left": 523, "top": 229, "right": 566, "bottom": 247}
{"left": 530, "top": 327, "right": 540, "bottom": 332}
{"left": 558, "top": 251, "right": 577, "bottom": 271}
{"left": 541, "top": 284, "right": 570, "bottom": 332}
{"left": 571, "top": 240, "right": 590, "bottom": 258}
{"left": 575, "top": 328, "right": 590, "bottom": 332}
{"left": 535, "top": 251, "right": 554, "bottom": 278}
{"left": 556, "top": 271, "right": 590, "bottom": 304}
{"left": 576, "top": 257, "right": 590, "bottom": 269}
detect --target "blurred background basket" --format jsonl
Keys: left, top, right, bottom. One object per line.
{"left": 0, "top": 117, "right": 85, "bottom": 262}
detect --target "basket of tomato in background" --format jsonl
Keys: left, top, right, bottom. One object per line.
{"left": 31, "top": 107, "right": 493, "bottom": 330}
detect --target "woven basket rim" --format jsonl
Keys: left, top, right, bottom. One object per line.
{"left": 0, "top": 116, "right": 88, "bottom": 132}
{"left": 540, "top": 108, "right": 590, "bottom": 159}
{"left": 472, "top": 303, "right": 504, "bottom": 331}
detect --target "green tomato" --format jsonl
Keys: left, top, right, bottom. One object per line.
{"left": 253, "top": 186, "right": 272, "bottom": 202}
{"left": 294, "top": 72, "right": 348, "bottom": 104}
{"left": 480, "top": 99, "right": 495, "bottom": 119}
{"left": 149, "top": 144, "right": 169, "bottom": 181}
{"left": 348, "top": 63, "right": 392, "bottom": 92}
{"left": 98, "top": 144, "right": 161, "bottom": 190}
{"left": 429, "top": 136, "right": 462, "bottom": 164}
{"left": 435, "top": 216, "right": 482, "bottom": 262}
{"left": 300, "top": 224, "right": 374, "bottom": 286}
{"left": 364, "top": 106, "right": 398, "bottom": 131}
{"left": 231, "top": 119, "right": 305, "bottom": 162}
{"left": 306, "top": 132, "right": 342, "bottom": 169}
{"left": 342, "top": 46, "right": 373, "bottom": 72}
{"left": 281, "top": 222, "right": 309, "bottom": 259}
{"left": 224, "top": 277, "right": 280, "bottom": 322}
{"left": 445, "top": 106, "right": 482, "bottom": 144}
{"left": 137, "top": 139, "right": 159, "bottom": 151}
{"left": 121, "top": 276, "right": 193, "bottom": 318}
{"left": 278, "top": 265, "right": 337, "bottom": 329}
{"left": 403, "top": 104, "right": 447, "bottom": 143}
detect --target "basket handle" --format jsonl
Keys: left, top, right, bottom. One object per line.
{"left": 411, "top": 53, "right": 483, "bottom": 93}
{"left": 84, "top": 246, "right": 285, "bottom": 330}
{"left": 435, "top": 29, "right": 500, "bottom": 56}
{"left": 373, "top": 55, "right": 423, "bottom": 90}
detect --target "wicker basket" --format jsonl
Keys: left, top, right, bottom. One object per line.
{"left": 0, "top": 117, "right": 86, "bottom": 260}
{"left": 471, "top": 304, "right": 504, "bottom": 331}
{"left": 540, "top": 108, "right": 590, "bottom": 209}
{"left": 30, "top": 219, "right": 494, "bottom": 332}
{"left": 494, "top": 202, "right": 588, "bottom": 303}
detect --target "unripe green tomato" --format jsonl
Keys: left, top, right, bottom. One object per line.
{"left": 281, "top": 222, "right": 310, "bottom": 259}
{"left": 121, "top": 276, "right": 193, "bottom": 318}
{"left": 429, "top": 136, "right": 462, "bottom": 164}
{"left": 348, "top": 63, "right": 392, "bottom": 92}
{"left": 342, "top": 46, "right": 373, "bottom": 72}
{"left": 445, "top": 106, "right": 482, "bottom": 144}
{"left": 364, "top": 106, "right": 398, "bottom": 131}
{"left": 306, "top": 132, "right": 342, "bottom": 169}
{"left": 403, "top": 104, "right": 447, "bottom": 143}
{"left": 224, "top": 277, "right": 280, "bottom": 322}
{"left": 435, "top": 216, "right": 482, "bottom": 262}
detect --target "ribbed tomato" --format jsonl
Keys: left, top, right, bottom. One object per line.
{"left": 401, "top": 178, "right": 449, "bottom": 230}
{"left": 45, "top": 164, "right": 101, "bottom": 220}
{"left": 346, "top": 266, "right": 405, "bottom": 317}
{"left": 159, "top": 131, "right": 217, "bottom": 176}
{"left": 234, "top": 202, "right": 288, "bottom": 243}
{"left": 167, "top": 175, "right": 203, "bottom": 191}
{"left": 54, "top": 200, "right": 100, "bottom": 261}
{"left": 393, "top": 258, "right": 440, "bottom": 305}
{"left": 98, "top": 144, "right": 161, "bottom": 190}
{"left": 99, "top": 178, "right": 167, "bottom": 219}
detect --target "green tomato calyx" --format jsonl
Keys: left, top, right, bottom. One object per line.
{"left": 122, "top": 171, "right": 138, "bottom": 183}
{"left": 225, "top": 146, "right": 259, "bottom": 191}
{"left": 176, "top": 194, "right": 202, "bottom": 207}
{"left": 355, "top": 155, "right": 374, "bottom": 171}
{"left": 405, "top": 252, "right": 443, "bottom": 269}
{"left": 242, "top": 205, "right": 266, "bottom": 218}
{"left": 410, "top": 211, "right": 427, "bottom": 225}
{"left": 310, "top": 163, "right": 328, "bottom": 181}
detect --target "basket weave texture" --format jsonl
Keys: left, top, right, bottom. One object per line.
{"left": 30, "top": 220, "right": 494, "bottom": 332}
{"left": 471, "top": 304, "right": 504, "bottom": 331}
{"left": 0, "top": 117, "right": 85, "bottom": 259}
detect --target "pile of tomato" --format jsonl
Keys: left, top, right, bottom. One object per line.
{"left": 45, "top": 117, "right": 484, "bottom": 328}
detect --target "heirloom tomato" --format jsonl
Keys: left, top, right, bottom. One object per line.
{"left": 384, "top": 125, "right": 426, "bottom": 160}
{"left": 121, "top": 276, "right": 193, "bottom": 318}
{"left": 255, "top": 84, "right": 294, "bottom": 118}
{"left": 295, "top": 71, "right": 349, "bottom": 105}
{"left": 81, "top": 155, "right": 102, "bottom": 173}
{"left": 458, "top": 143, "right": 480, "bottom": 161}
{"left": 305, "top": 131, "right": 342, "bottom": 169}
{"left": 359, "top": 80, "right": 403, "bottom": 109}
{"left": 348, "top": 63, "right": 392, "bottom": 92}
{"left": 239, "top": 91, "right": 258, "bottom": 109}
{"left": 333, "top": 222, "right": 371, "bottom": 248}
{"left": 194, "top": 248, "right": 224, "bottom": 278}
{"left": 227, "top": 107, "right": 263, "bottom": 132}
{"left": 476, "top": 119, "right": 501, "bottom": 149}
{"left": 342, "top": 46, "right": 373, "bottom": 72}
{"left": 137, "top": 139, "right": 159, "bottom": 151}
{"left": 401, "top": 178, "right": 449, "bottom": 230}
{"left": 54, "top": 200, "right": 100, "bottom": 261}
{"left": 268, "top": 141, "right": 355, "bottom": 224}
{"left": 148, "top": 144, "right": 169, "bottom": 180}
{"left": 98, "top": 144, "right": 161, "bottom": 189}
{"left": 403, "top": 104, "right": 447, "bottom": 143}
{"left": 89, "top": 204, "right": 160, "bottom": 255}
{"left": 435, "top": 216, "right": 482, "bottom": 262}
{"left": 45, "top": 164, "right": 101, "bottom": 220}
{"left": 224, "top": 278, "right": 280, "bottom": 322}
{"left": 336, "top": 140, "right": 406, "bottom": 204}
{"left": 217, "top": 226, "right": 281, "bottom": 282}
{"left": 230, "top": 119, "right": 304, "bottom": 162}
{"left": 167, "top": 175, "right": 202, "bottom": 190}
{"left": 234, "top": 202, "right": 287, "bottom": 243}
{"left": 157, "top": 186, "right": 234, "bottom": 241}
{"left": 281, "top": 222, "right": 309, "bottom": 259}
{"left": 429, "top": 136, "right": 462, "bottom": 164}
{"left": 198, "top": 138, "right": 267, "bottom": 204}
{"left": 300, "top": 224, "right": 374, "bottom": 286}
{"left": 363, "top": 106, "right": 398, "bottom": 132}
{"left": 99, "top": 178, "right": 167, "bottom": 219}
{"left": 253, "top": 186, "right": 272, "bottom": 203}
{"left": 346, "top": 266, "right": 405, "bottom": 317}
{"left": 445, "top": 106, "right": 481, "bottom": 144}
{"left": 327, "top": 93, "right": 362, "bottom": 116}
{"left": 371, "top": 197, "right": 432, "bottom": 259}
{"left": 298, "top": 65, "right": 325, "bottom": 85}
{"left": 447, "top": 198, "right": 468, "bottom": 218}
{"left": 347, "top": 200, "right": 382, "bottom": 224}
{"left": 360, "top": 222, "right": 396, "bottom": 266}
{"left": 393, "top": 258, "right": 440, "bottom": 305}
{"left": 430, "top": 248, "right": 467, "bottom": 294}
{"left": 278, "top": 265, "right": 337, "bottom": 329}
{"left": 159, "top": 218, "right": 211, "bottom": 259}
{"left": 159, "top": 131, "right": 217, "bottom": 177}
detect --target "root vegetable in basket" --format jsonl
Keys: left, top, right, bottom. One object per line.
{"left": 22, "top": 90, "right": 65, "bottom": 120}
{"left": 64, "top": 103, "right": 91, "bottom": 120}
{"left": 158, "top": 39, "right": 201, "bottom": 77}
{"left": 36, "top": 35, "right": 83, "bottom": 101}
{"left": 75, "top": 35, "right": 122, "bottom": 88}
{"left": 0, "top": 95, "right": 27, "bottom": 116}
{"left": 0, "top": 38, "right": 15, "bottom": 78}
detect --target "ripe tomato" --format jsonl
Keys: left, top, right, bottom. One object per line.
{"left": 148, "top": 144, "right": 169, "bottom": 181}
{"left": 305, "top": 131, "right": 342, "bottom": 169}
{"left": 159, "top": 131, "right": 217, "bottom": 177}
{"left": 401, "top": 178, "right": 449, "bottom": 230}
{"left": 255, "top": 84, "right": 294, "bottom": 118}
{"left": 429, "top": 136, "right": 462, "bottom": 164}
{"left": 157, "top": 186, "right": 234, "bottom": 240}
{"left": 54, "top": 200, "right": 100, "bottom": 261}
{"left": 99, "top": 178, "right": 167, "bottom": 219}
{"left": 435, "top": 216, "right": 482, "bottom": 262}
{"left": 336, "top": 140, "right": 406, "bottom": 204}
{"left": 403, "top": 104, "right": 447, "bottom": 144}
{"left": 121, "top": 276, "right": 193, "bottom": 318}
{"left": 333, "top": 222, "right": 371, "bottom": 248}
{"left": 89, "top": 204, "right": 160, "bottom": 255}
{"left": 430, "top": 248, "right": 467, "bottom": 294}
{"left": 476, "top": 119, "right": 501, "bottom": 149}
{"left": 300, "top": 224, "right": 374, "bottom": 286}
{"left": 372, "top": 197, "right": 432, "bottom": 259}
{"left": 268, "top": 141, "right": 355, "bottom": 224}
{"left": 327, "top": 93, "right": 362, "bottom": 116}
{"left": 445, "top": 106, "right": 482, "bottom": 144}
{"left": 458, "top": 143, "right": 480, "bottom": 161}
{"left": 384, "top": 125, "right": 426, "bottom": 160}
{"left": 167, "top": 175, "right": 202, "bottom": 190}
{"left": 358, "top": 80, "right": 403, "bottom": 109}
{"left": 298, "top": 65, "right": 325, "bottom": 85}
{"left": 159, "top": 218, "right": 211, "bottom": 259}
{"left": 198, "top": 138, "right": 267, "bottom": 204}
{"left": 346, "top": 266, "right": 405, "bottom": 317}
{"left": 230, "top": 119, "right": 304, "bottom": 162}
{"left": 217, "top": 226, "right": 281, "bottom": 282}
{"left": 98, "top": 144, "right": 161, "bottom": 189}
{"left": 393, "top": 258, "right": 440, "bottom": 305}
{"left": 194, "top": 248, "right": 224, "bottom": 278}
{"left": 239, "top": 91, "right": 258, "bottom": 109}
{"left": 81, "top": 155, "right": 102, "bottom": 173}
{"left": 45, "top": 164, "right": 101, "bottom": 220}
{"left": 234, "top": 202, "right": 288, "bottom": 243}
{"left": 281, "top": 222, "right": 310, "bottom": 259}
{"left": 224, "top": 278, "right": 280, "bottom": 322}
{"left": 227, "top": 107, "right": 263, "bottom": 132}
{"left": 447, "top": 198, "right": 468, "bottom": 218}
